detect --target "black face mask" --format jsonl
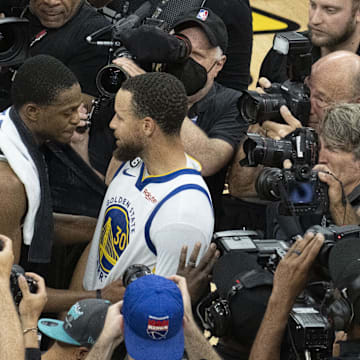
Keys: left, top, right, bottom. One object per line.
{"left": 164, "top": 57, "right": 208, "bottom": 96}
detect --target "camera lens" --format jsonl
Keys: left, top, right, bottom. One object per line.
{"left": 0, "top": 24, "right": 15, "bottom": 53}
{"left": 238, "top": 91, "right": 287, "bottom": 125}
{"left": 255, "top": 167, "right": 282, "bottom": 201}
{"left": 96, "top": 65, "right": 128, "bottom": 98}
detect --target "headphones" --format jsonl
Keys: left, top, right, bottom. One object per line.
{"left": 196, "top": 268, "right": 273, "bottom": 338}
{"left": 321, "top": 275, "right": 360, "bottom": 332}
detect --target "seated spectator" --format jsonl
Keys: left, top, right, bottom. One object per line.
{"left": 86, "top": 275, "right": 221, "bottom": 360}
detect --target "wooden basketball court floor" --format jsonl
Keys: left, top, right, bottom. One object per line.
{"left": 249, "top": 0, "right": 308, "bottom": 88}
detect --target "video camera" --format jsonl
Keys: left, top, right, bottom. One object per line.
{"left": 0, "top": 14, "right": 29, "bottom": 67}
{"left": 87, "top": 1, "right": 192, "bottom": 99}
{"left": 238, "top": 31, "right": 312, "bottom": 126}
{"left": 241, "top": 127, "right": 329, "bottom": 216}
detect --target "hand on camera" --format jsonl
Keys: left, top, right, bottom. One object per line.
{"left": 114, "top": 25, "right": 190, "bottom": 64}
{"left": 18, "top": 272, "right": 47, "bottom": 328}
{"left": 112, "top": 57, "right": 146, "bottom": 77}
{"left": 257, "top": 77, "right": 302, "bottom": 139}
{"left": 272, "top": 232, "right": 324, "bottom": 310}
{"left": 0, "top": 234, "right": 14, "bottom": 280}
{"left": 314, "top": 164, "right": 344, "bottom": 207}
{"left": 176, "top": 242, "right": 220, "bottom": 305}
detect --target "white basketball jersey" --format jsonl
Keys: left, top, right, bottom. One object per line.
{"left": 83, "top": 155, "right": 213, "bottom": 290}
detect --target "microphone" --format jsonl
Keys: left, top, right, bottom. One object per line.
{"left": 86, "top": 1, "right": 152, "bottom": 46}
{"left": 112, "top": 1, "right": 152, "bottom": 38}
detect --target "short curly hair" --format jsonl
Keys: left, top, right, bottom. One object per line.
{"left": 121, "top": 72, "right": 188, "bottom": 135}
{"left": 11, "top": 54, "right": 79, "bottom": 110}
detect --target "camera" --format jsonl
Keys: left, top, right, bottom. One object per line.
{"left": 122, "top": 264, "right": 152, "bottom": 287}
{"left": 211, "top": 230, "right": 334, "bottom": 359}
{"left": 10, "top": 264, "right": 38, "bottom": 306}
{"left": 237, "top": 31, "right": 311, "bottom": 126}
{"left": 241, "top": 127, "right": 329, "bottom": 216}
{"left": 0, "top": 17, "right": 30, "bottom": 67}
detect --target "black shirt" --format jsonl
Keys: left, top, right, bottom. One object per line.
{"left": 26, "top": 0, "right": 110, "bottom": 96}
{"left": 332, "top": 340, "right": 360, "bottom": 359}
{"left": 188, "top": 82, "right": 247, "bottom": 228}
{"left": 259, "top": 31, "right": 360, "bottom": 84}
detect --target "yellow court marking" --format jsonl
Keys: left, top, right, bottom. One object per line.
{"left": 253, "top": 11, "right": 289, "bottom": 32}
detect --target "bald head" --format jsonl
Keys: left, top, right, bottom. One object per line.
{"left": 307, "top": 50, "right": 360, "bottom": 130}
{"left": 312, "top": 51, "right": 360, "bottom": 98}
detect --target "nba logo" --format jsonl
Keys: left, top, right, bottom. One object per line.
{"left": 147, "top": 315, "right": 169, "bottom": 340}
{"left": 196, "top": 9, "right": 209, "bottom": 22}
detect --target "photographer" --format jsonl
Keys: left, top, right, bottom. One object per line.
{"left": 0, "top": 234, "right": 25, "bottom": 360}
{"left": 268, "top": 103, "right": 360, "bottom": 241}
{"left": 228, "top": 51, "right": 360, "bottom": 232}
{"left": 259, "top": 0, "right": 360, "bottom": 84}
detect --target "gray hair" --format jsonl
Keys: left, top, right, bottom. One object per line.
{"left": 320, "top": 103, "right": 360, "bottom": 161}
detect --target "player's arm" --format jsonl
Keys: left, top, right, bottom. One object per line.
{"left": 0, "top": 162, "right": 27, "bottom": 264}
{"left": 180, "top": 117, "right": 235, "bottom": 177}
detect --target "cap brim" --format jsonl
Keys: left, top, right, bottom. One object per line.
{"left": 38, "top": 319, "right": 81, "bottom": 346}
{"left": 173, "top": 18, "right": 218, "bottom": 48}
{"left": 124, "top": 320, "right": 184, "bottom": 360}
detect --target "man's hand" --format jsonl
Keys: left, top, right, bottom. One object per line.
{"left": 100, "top": 279, "right": 125, "bottom": 303}
{"left": 70, "top": 103, "right": 90, "bottom": 146}
{"left": 98, "top": 300, "right": 124, "bottom": 346}
{"left": 112, "top": 57, "right": 146, "bottom": 78}
{"left": 0, "top": 234, "right": 14, "bottom": 280}
{"left": 176, "top": 242, "right": 219, "bottom": 304}
{"left": 169, "top": 275, "right": 194, "bottom": 331}
{"left": 272, "top": 232, "right": 324, "bottom": 309}
{"left": 18, "top": 272, "right": 47, "bottom": 328}
{"left": 262, "top": 105, "right": 302, "bottom": 140}
{"left": 256, "top": 77, "right": 302, "bottom": 139}
{"left": 314, "top": 164, "right": 344, "bottom": 206}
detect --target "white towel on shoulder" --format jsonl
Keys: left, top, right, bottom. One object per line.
{"left": 0, "top": 108, "right": 40, "bottom": 246}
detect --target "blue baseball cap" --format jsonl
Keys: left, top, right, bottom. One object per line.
{"left": 38, "top": 298, "right": 111, "bottom": 348}
{"left": 123, "top": 275, "right": 184, "bottom": 360}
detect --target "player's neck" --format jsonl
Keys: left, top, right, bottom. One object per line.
{"left": 143, "top": 137, "right": 187, "bottom": 176}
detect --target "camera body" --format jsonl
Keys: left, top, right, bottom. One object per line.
{"left": 122, "top": 263, "right": 152, "bottom": 287}
{"left": 239, "top": 80, "right": 310, "bottom": 126}
{"left": 10, "top": 264, "right": 38, "bottom": 306}
{"left": 211, "top": 230, "right": 334, "bottom": 359}
{"left": 241, "top": 127, "right": 328, "bottom": 216}
{"left": 238, "top": 31, "right": 312, "bottom": 126}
